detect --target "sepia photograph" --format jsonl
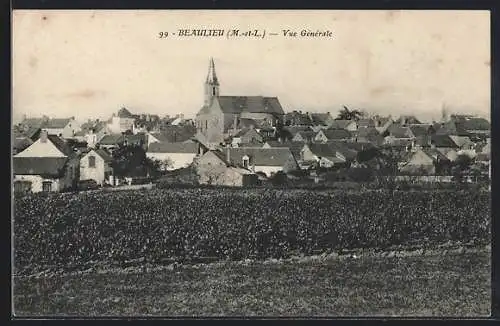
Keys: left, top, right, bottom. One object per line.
{"left": 12, "top": 9, "right": 491, "bottom": 317}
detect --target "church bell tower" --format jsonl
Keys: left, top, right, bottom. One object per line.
{"left": 204, "top": 57, "right": 220, "bottom": 106}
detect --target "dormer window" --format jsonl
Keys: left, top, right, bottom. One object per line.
{"left": 242, "top": 155, "right": 250, "bottom": 168}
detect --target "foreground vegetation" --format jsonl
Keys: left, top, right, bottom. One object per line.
{"left": 14, "top": 188, "right": 490, "bottom": 275}
{"left": 14, "top": 246, "right": 490, "bottom": 316}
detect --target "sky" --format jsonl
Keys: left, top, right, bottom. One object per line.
{"left": 12, "top": 10, "right": 490, "bottom": 124}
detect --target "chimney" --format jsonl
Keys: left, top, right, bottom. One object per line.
{"left": 40, "top": 130, "right": 48, "bottom": 143}
{"left": 226, "top": 147, "right": 231, "bottom": 164}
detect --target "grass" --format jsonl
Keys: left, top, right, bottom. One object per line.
{"left": 13, "top": 246, "right": 490, "bottom": 317}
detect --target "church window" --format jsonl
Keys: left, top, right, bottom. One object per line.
{"left": 212, "top": 87, "right": 216, "bottom": 96}
{"left": 205, "top": 121, "right": 208, "bottom": 130}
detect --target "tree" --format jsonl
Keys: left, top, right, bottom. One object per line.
{"left": 451, "top": 154, "right": 474, "bottom": 184}
{"left": 111, "top": 144, "right": 160, "bottom": 178}
{"left": 336, "top": 105, "right": 363, "bottom": 121}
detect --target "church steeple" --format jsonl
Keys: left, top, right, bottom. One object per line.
{"left": 204, "top": 57, "right": 220, "bottom": 105}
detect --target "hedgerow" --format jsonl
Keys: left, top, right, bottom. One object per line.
{"left": 13, "top": 188, "right": 490, "bottom": 275}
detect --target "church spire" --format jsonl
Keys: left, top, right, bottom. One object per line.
{"left": 206, "top": 57, "right": 219, "bottom": 85}
{"left": 204, "top": 57, "right": 220, "bottom": 105}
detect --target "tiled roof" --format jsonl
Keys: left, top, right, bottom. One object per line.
{"left": 20, "top": 118, "right": 46, "bottom": 128}
{"left": 455, "top": 117, "right": 490, "bottom": 131}
{"left": 422, "top": 148, "right": 450, "bottom": 162}
{"left": 13, "top": 138, "right": 33, "bottom": 152}
{"left": 217, "top": 96, "right": 284, "bottom": 115}
{"left": 284, "top": 126, "right": 313, "bottom": 136}
{"left": 431, "top": 135, "right": 459, "bottom": 148}
{"left": 408, "top": 125, "right": 432, "bottom": 137}
{"left": 329, "top": 120, "right": 355, "bottom": 129}
{"left": 356, "top": 127, "right": 380, "bottom": 138}
{"left": 307, "top": 142, "right": 357, "bottom": 162}
{"left": 357, "top": 119, "right": 375, "bottom": 128}
{"left": 226, "top": 147, "right": 295, "bottom": 167}
{"left": 94, "top": 148, "right": 113, "bottom": 162}
{"left": 152, "top": 125, "right": 197, "bottom": 142}
{"left": 99, "top": 134, "right": 125, "bottom": 145}
{"left": 148, "top": 142, "right": 199, "bottom": 154}
{"left": 13, "top": 157, "right": 68, "bottom": 177}
{"left": 263, "top": 141, "right": 305, "bottom": 159}
{"left": 320, "top": 129, "right": 352, "bottom": 140}
{"left": 44, "top": 118, "right": 72, "bottom": 129}
{"left": 46, "top": 135, "right": 74, "bottom": 156}
{"left": 388, "top": 125, "right": 414, "bottom": 138}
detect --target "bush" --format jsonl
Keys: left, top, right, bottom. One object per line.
{"left": 13, "top": 188, "right": 491, "bottom": 275}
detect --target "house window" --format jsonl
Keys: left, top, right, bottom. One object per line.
{"left": 42, "top": 181, "right": 52, "bottom": 192}
{"left": 89, "top": 156, "right": 96, "bottom": 168}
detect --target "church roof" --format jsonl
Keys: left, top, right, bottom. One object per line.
{"left": 217, "top": 96, "right": 284, "bottom": 115}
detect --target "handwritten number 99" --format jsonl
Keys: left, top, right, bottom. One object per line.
{"left": 158, "top": 32, "right": 169, "bottom": 38}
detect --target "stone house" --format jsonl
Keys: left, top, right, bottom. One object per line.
{"left": 194, "top": 150, "right": 258, "bottom": 186}
{"left": 79, "top": 148, "right": 114, "bottom": 186}
{"left": 146, "top": 142, "right": 201, "bottom": 171}
{"left": 224, "top": 147, "right": 299, "bottom": 177}
{"left": 13, "top": 131, "right": 79, "bottom": 193}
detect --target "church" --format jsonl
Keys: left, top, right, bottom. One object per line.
{"left": 195, "top": 58, "right": 285, "bottom": 145}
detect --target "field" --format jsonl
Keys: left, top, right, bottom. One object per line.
{"left": 13, "top": 187, "right": 491, "bottom": 316}
{"left": 14, "top": 245, "right": 490, "bottom": 316}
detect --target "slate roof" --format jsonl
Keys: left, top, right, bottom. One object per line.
{"left": 431, "top": 135, "right": 460, "bottom": 148}
{"left": 13, "top": 157, "right": 69, "bottom": 177}
{"left": 226, "top": 147, "right": 295, "bottom": 167}
{"left": 148, "top": 142, "right": 199, "bottom": 154}
{"left": 319, "top": 129, "right": 352, "bottom": 140}
{"left": 216, "top": 96, "right": 284, "bottom": 115}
